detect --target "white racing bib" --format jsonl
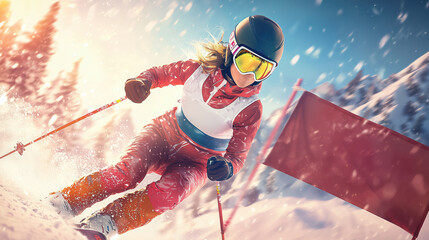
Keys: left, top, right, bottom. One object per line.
{"left": 176, "top": 66, "right": 258, "bottom": 151}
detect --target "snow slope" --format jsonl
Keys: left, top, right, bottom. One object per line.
{"left": 0, "top": 183, "right": 85, "bottom": 240}
{"left": 1, "top": 180, "right": 426, "bottom": 240}
{"left": 122, "top": 197, "right": 419, "bottom": 240}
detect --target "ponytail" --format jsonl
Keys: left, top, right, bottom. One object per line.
{"left": 194, "top": 32, "right": 232, "bottom": 73}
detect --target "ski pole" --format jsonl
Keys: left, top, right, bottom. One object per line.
{"left": 0, "top": 96, "right": 128, "bottom": 160}
{"left": 224, "top": 78, "right": 303, "bottom": 232}
{"left": 216, "top": 182, "right": 226, "bottom": 240}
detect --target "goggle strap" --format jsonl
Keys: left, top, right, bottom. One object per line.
{"left": 229, "top": 31, "right": 240, "bottom": 55}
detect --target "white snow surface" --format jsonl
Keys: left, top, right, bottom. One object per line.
{"left": 1, "top": 180, "right": 428, "bottom": 240}
{"left": 1, "top": 53, "right": 429, "bottom": 239}
{"left": 0, "top": 183, "right": 86, "bottom": 240}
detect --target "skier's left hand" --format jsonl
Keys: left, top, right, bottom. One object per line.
{"left": 207, "top": 156, "right": 233, "bottom": 181}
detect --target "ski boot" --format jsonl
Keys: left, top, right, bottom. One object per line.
{"left": 79, "top": 212, "right": 118, "bottom": 240}
{"left": 46, "top": 192, "right": 75, "bottom": 219}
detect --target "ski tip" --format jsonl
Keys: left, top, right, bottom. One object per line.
{"left": 75, "top": 228, "right": 107, "bottom": 240}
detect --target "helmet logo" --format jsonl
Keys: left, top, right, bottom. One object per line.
{"left": 229, "top": 31, "right": 239, "bottom": 55}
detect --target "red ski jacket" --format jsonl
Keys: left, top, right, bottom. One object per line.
{"left": 137, "top": 60, "right": 263, "bottom": 174}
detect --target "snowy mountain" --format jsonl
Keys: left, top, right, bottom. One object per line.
{"left": 313, "top": 51, "right": 429, "bottom": 146}
{"left": 1, "top": 52, "right": 428, "bottom": 240}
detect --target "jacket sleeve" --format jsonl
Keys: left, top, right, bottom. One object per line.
{"left": 224, "top": 100, "right": 263, "bottom": 175}
{"left": 136, "top": 60, "right": 200, "bottom": 89}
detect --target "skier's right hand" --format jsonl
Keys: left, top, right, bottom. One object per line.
{"left": 125, "top": 78, "right": 152, "bottom": 103}
{"left": 207, "top": 156, "right": 234, "bottom": 181}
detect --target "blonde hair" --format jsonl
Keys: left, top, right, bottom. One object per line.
{"left": 194, "top": 32, "right": 230, "bottom": 73}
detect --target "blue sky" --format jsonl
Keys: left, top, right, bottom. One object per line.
{"left": 11, "top": 0, "right": 429, "bottom": 117}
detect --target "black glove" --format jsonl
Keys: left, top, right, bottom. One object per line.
{"left": 124, "top": 78, "right": 152, "bottom": 103}
{"left": 207, "top": 156, "right": 233, "bottom": 181}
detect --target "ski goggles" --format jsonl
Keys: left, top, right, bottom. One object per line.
{"left": 229, "top": 32, "right": 277, "bottom": 81}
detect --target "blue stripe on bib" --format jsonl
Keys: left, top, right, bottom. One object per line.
{"left": 176, "top": 108, "right": 231, "bottom": 151}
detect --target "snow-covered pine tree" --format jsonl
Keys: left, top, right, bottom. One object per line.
{"left": 47, "top": 59, "right": 83, "bottom": 152}
{"left": 7, "top": 1, "right": 59, "bottom": 101}
{"left": 0, "top": 0, "right": 21, "bottom": 90}
{"left": 92, "top": 115, "right": 117, "bottom": 169}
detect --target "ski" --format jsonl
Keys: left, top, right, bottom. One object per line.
{"left": 75, "top": 228, "right": 107, "bottom": 240}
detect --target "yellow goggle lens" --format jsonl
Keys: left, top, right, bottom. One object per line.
{"left": 234, "top": 49, "right": 275, "bottom": 81}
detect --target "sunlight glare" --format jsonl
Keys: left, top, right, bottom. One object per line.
{"left": 9, "top": 0, "right": 56, "bottom": 26}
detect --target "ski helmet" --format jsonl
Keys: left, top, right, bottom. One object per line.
{"left": 229, "top": 15, "right": 284, "bottom": 65}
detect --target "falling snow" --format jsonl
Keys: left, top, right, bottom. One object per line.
{"left": 316, "top": 73, "right": 327, "bottom": 83}
{"left": 397, "top": 12, "right": 408, "bottom": 24}
{"left": 354, "top": 61, "right": 364, "bottom": 72}
{"left": 290, "top": 55, "right": 300, "bottom": 66}
{"left": 379, "top": 34, "right": 390, "bottom": 49}
{"left": 2, "top": 1, "right": 429, "bottom": 239}
{"left": 305, "top": 46, "right": 315, "bottom": 55}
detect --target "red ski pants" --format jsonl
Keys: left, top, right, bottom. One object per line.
{"left": 61, "top": 109, "right": 217, "bottom": 233}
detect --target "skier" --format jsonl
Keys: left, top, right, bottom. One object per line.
{"left": 48, "top": 15, "right": 284, "bottom": 239}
